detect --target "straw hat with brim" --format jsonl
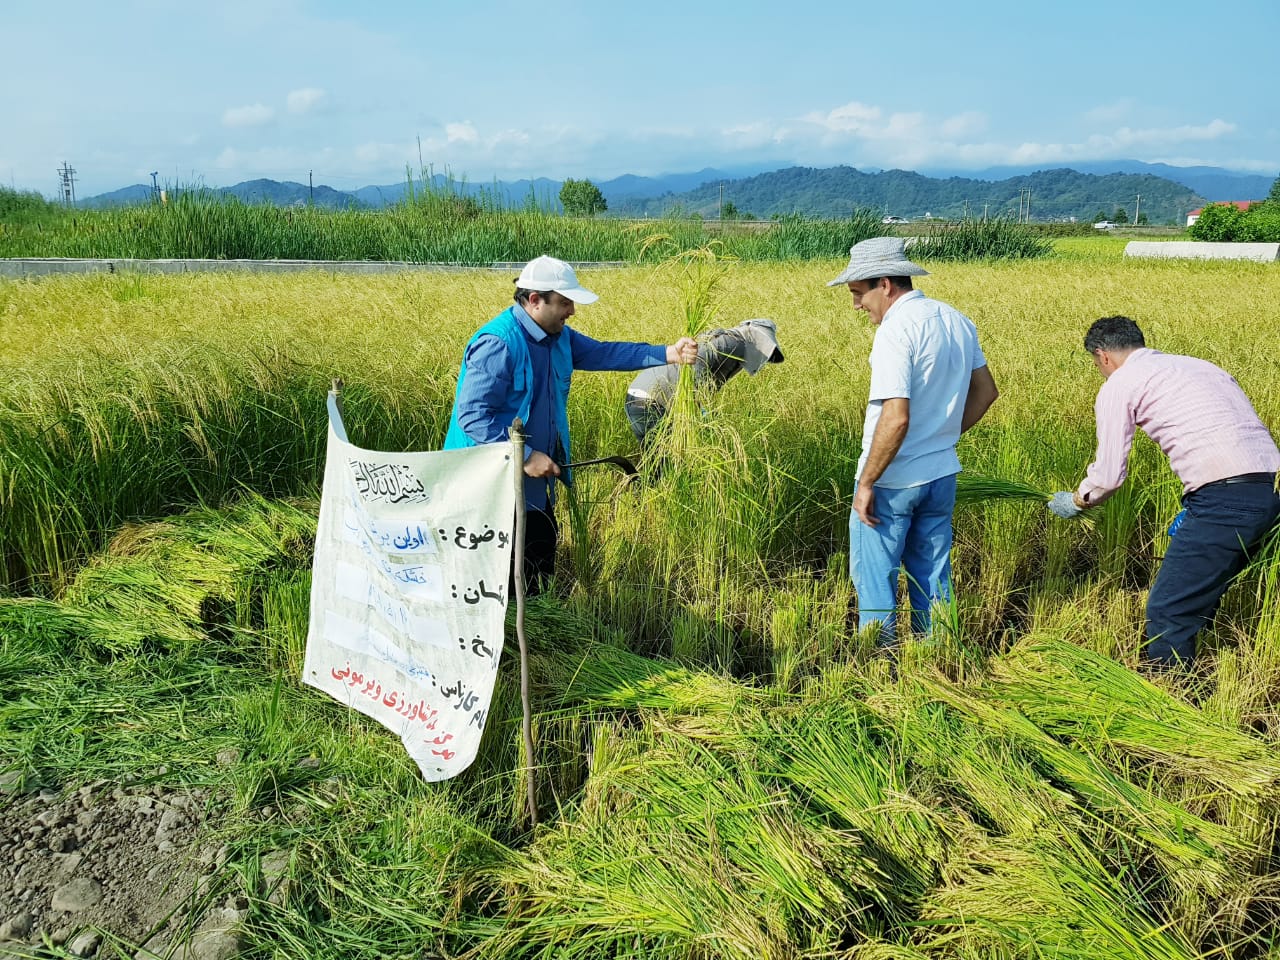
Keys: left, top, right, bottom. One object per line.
{"left": 826, "top": 236, "right": 928, "bottom": 287}
{"left": 516, "top": 255, "right": 599, "bottom": 304}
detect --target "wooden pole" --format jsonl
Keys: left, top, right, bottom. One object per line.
{"left": 327, "top": 378, "right": 349, "bottom": 442}
{"left": 510, "top": 417, "right": 537, "bottom": 828}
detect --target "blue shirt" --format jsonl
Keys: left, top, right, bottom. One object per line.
{"left": 453, "top": 303, "right": 666, "bottom": 510}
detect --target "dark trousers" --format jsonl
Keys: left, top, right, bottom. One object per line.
{"left": 516, "top": 505, "right": 558, "bottom": 598}
{"left": 624, "top": 395, "right": 667, "bottom": 445}
{"left": 1145, "top": 474, "right": 1280, "bottom": 665}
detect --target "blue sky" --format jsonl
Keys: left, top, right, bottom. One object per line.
{"left": 4, "top": 0, "right": 1277, "bottom": 197}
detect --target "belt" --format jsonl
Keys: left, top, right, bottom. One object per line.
{"left": 1205, "top": 471, "right": 1278, "bottom": 487}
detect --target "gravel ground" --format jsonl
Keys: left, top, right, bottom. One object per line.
{"left": 0, "top": 779, "right": 255, "bottom": 960}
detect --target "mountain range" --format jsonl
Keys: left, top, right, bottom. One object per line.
{"left": 81, "top": 161, "right": 1275, "bottom": 225}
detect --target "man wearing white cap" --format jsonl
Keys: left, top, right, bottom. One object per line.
{"left": 444, "top": 255, "right": 698, "bottom": 591}
{"left": 828, "top": 236, "right": 999, "bottom": 647}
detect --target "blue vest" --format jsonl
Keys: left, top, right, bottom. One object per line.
{"left": 443, "top": 307, "right": 575, "bottom": 471}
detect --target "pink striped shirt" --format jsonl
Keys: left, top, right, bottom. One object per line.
{"left": 1078, "top": 348, "right": 1280, "bottom": 504}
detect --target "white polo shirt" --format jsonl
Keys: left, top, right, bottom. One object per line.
{"left": 857, "top": 290, "right": 986, "bottom": 488}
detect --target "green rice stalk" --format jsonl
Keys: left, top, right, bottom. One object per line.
{"left": 990, "top": 637, "right": 1280, "bottom": 804}
{"left": 919, "top": 831, "right": 1200, "bottom": 960}
{"left": 915, "top": 673, "right": 1247, "bottom": 901}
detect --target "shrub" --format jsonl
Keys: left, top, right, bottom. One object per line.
{"left": 1189, "top": 202, "right": 1251, "bottom": 241}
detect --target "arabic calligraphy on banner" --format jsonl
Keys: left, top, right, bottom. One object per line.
{"left": 303, "top": 409, "right": 515, "bottom": 782}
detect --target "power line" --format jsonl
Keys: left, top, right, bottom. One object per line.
{"left": 57, "top": 162, "right": 77, "bottom": 207}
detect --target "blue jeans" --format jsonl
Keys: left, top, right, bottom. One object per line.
{"left": 850, "top": 473, "right": 957, "bottom": 646}
{"left": 1145, "top": 474, "right": 1280, "bottom": 666}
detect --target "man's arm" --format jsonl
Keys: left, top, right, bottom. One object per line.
{"left": 455, "top": 336, "right": 559, "bottom": 479}
{"left": 1074, "top": 387, "right": 1136, "bottom": 508}
{"left": 852, "top": 397, "right": 910, "bottom": 526}
{"left": 961, "top": 365, "right": 998, "bottom": 433}
{"left": 571, "top": 330, "right": 696, "bottom": 370}
{"left": 455, "top": 335, "right": 517, "bottom": 445}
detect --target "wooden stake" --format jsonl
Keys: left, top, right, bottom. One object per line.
{"left": 510, "top": 417, "right": 537, "bottom": 828}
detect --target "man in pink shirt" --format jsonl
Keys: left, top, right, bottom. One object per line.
{"left": 1049, "top": 316, "right": 1280, "bottom": 667}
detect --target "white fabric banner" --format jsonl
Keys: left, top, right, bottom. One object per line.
{"left": 303, "top": 401, "right": 517, "bottom": 781}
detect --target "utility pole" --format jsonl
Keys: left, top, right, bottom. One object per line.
{"left": 718, "top": 182, "right": 724, "bottom": 220}
{"left": 1134, "top": 193, "right": 1141, "bottom": 225}
{"left": 309, "top": 170, "right": 314, "bottom": 205}
{"left": 150, "top": 171, "right": 159, "bottom": 200}
{"left": 983, "top": 202, "right": 989, "bottom": 221}
{"left": 57, "top": 162, "right": 77, "bottom": 207}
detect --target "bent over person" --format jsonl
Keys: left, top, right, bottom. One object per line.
{"left": 624, "top": 318, "right": 784, "bottom": 444}
{"left": 830, "top": 237, "right": 999, "bottom": 646}
{"left": 443, "top": 255, "right": 697, "bottom": 593}
{"left": 1048, "top": 316, "right": 1280, "bottom": 667}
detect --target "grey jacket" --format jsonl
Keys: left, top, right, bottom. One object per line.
{"left": 626, "top": 318, "right": 783, "bottom": 408}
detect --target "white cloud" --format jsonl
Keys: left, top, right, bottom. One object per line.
{"left": 222, "top": 103, "right": 275, "bottom": 128}
{"left": 445, "top": 122, "right": 479, "bottom": 144}
{"left": 287, "top": 87, "right": 326, "bottom": 114}
{"left": 798, "top": 101, "right": 925, "bottom": 144}
{"left": 939, "top": 111, "right": 987, "bottom": 139}
{"left": 715, "top": 99, "right": 1248, "bottom": 174}
{"left": 490, "top": 128, "right": 531, "bottom": 148}
{"left": 803, "top": 101, "right": 881, "bottom": 134}
{"left": 187, "top": 102, "right": 1255, "bottom": 191}
{"left": 1009, "top": 119, "right": 1237, "bottom": 165}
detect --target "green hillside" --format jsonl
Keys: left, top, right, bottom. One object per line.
{"left": 614, "top": 166, "right": 1204, "bottom": 225}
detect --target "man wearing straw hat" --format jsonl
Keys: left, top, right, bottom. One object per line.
{"left": 829, "top": 236, "right": 999, "bottom": 648}
{"left": 1048, "top": 315, "right": 1280, "bottom": 669}
{"left": 443, "top": 255, "right": 698, "bottom": 593}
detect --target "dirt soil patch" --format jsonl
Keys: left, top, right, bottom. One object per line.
{"left": 0, "top": 780, "right": 247, "bottom": 960}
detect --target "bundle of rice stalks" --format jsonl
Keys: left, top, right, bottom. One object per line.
{"left": 989, "top": 638, "right": 1280, "bottom": 804}
{"left": 548, "top": 642, "right": 770, "bottom": 717}
{"left": 954, "top": 473, "right": 1053, "bottom": 506}
{"left": 919, "top": 832, "right": 1201, "bottom": 960}
{"left": 479, "top": 725, "right": 874, "bottom": 960}
{"left": 885, "top": 692, "right": 1078, "bottom": 841}
{"left": 56, "top": 494, "right": 317, "bottom": 656}
{"left": 755, "top": 699, "right": 948, "bottom": 918}
{"left": 915, "top": 674, "right": 1248, "bottom": 901}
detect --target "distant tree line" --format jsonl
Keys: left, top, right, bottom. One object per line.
{"left": 610, "top": 165, "right": 1204, "bottom": 224}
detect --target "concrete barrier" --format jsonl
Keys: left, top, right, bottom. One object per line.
{"left": 1123, "top": 242, "right": 1280, "bottom": 263}
{"left": 0, "top": 259, "right": 630, "bottom": 279}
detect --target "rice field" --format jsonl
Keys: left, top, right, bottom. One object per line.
{"left": 4, "top": 244, "right": 1280, "bottom": 958}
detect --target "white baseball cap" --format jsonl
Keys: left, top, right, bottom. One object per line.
{"left": 515, "top": 255, "right": 599, "bottom": 304}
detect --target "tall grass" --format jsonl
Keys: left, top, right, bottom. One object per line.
{"left": 0, "top": 191, "right": 1052, "bottom": 264}
{"left": 911, "top": 216, "right": 1055, "bottom": 261}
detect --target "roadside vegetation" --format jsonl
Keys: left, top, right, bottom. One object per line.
{"left": 4, "top": 249, "right": 1280, "bottom": 958}
{"left": 0, "top": 179, "right": 1062, "bottom": 264}
{"left": 1185, "top": 174, "right": 1280, "bottom": 242}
